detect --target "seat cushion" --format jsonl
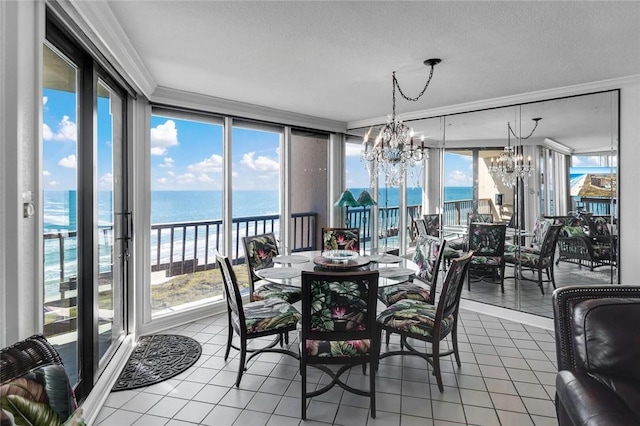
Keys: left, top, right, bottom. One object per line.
{"left": 240, "top": 298, "right": 301, "bottom": 334}
{"left": 377, "top": 282, "right": 431, "bottom": 306}
{"left": 470, "top": 255, "right": 502, "bottom": 266}
{"left": 302, "top": 337, "right": 371, "bottom": 357}
{"left": 377, "top": 299, "right": 454, "bottom": 338}
{"left": 254, "top": 283, "right": 302, "bottom": 303}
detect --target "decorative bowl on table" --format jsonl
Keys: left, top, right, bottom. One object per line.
{"left": 322, "top": 249, "right": 359, "bottom": 264}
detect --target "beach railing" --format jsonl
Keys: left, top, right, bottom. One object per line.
{"left": 442, "top": 198, "right": 492, "bottom": 225}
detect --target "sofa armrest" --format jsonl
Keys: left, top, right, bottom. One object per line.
{"left": 556, "top": 370, "right": 639, "bottom": 426}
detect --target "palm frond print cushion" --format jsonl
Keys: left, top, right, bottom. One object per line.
{"left": 304, "top": 278, "right": 371, "bottom": 357}
{"left": 323, "top": 229, "right": 359, "bottom": 252}
{"left": 237, "top": 298, "right": 301, "bottom": 334}
{"left": 377, "top": 299, "right": 454, "bottom": 338}
{"left": 245, "top": 235, "right": 278, "bottom": 274}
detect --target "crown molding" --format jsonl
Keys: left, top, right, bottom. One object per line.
{"left": 543, "top": 138, "right": 573, "bottom": 155}
{"left": 348, "top": 75, "right": 640, "bottom": 130}
{"left": 151, "top": 86, "right": 348, "bottom": 134}
{"left": 58, "top": 0, "right": 156, "bottom": 97}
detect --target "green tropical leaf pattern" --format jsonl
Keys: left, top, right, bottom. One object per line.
{"left": 245, "top": 234, "right": 279, "bottom": 275}
{"left": 240, "top": 298, "right": 301, "bottom": 334}
{"left": 303, "top": 338, "right": 370, "bottom": 357}
{"left": 309, "top": 279, "right": 367, "bottom": 333}
{"left": 377, "top": 299, "right": 454, "bottom": 338}
{"left": 254, "top": 283, "right": 301, "bottom": 303}
{"left": 378, "top": 282, "right": 430, "bottom": 305}
{"left": 322, "top": 229, "right": 359, "bottom": 251}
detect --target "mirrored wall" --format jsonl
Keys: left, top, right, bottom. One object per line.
{"left": 350, "top": 90, "right": 619, "bottom": 318}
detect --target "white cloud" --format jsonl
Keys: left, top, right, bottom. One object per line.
{"left": 188, "top": 154, "right": 223, "bottom": 173}
{"left": 159, "top": 157, "right": 175, "bottom": 168}
{"left": 150, "top": 120, "right": 179, "bottom": 156}
{"left": 240, "top": 152, "right": 279, "bottom": 172}
{"left": 43, "top": 116, "right": 77, "bottom": 142}
{"left": 232, "top": 171, "right": 239, "bottom": 177}
{"left": 99, "top": 173, "right": 113, "bottom": 188}
{"left": 177, "top": 173, "right": 196, "bottom": 184}
{"left": 43, "top": 96, "right": 48, "bottom": 105}
{"left": 49, "top": 181, "right": 59, "bottom": 187}
{"left": 447, "top": 170, "right": 472, "bottom": 186}
{"left": 58, "top": 154, "right": 77, "bottom": 169}
{"left": 197, "top": 173, "right": 214, "bottom": 183}
{"left": 42, "top": 170, "right": 51, "bottom": 177}
{"left": 167, "top": 171, "right": 175, "bottom": 177}
{"left": 157, "top": 177, "right": 168, "bottom": 185}
{"left": 346, "top": 143, "right": 365, "bottom": 157}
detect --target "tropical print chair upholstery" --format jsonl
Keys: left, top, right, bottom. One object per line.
{"left": 300, "top": 270, "right": 379, "bottom": 420}
{"left": 467, "top": 223, "right": 507, "bottom": 292}
{"left": 422, "top": 214, "right": 441, "bottom": 237}
{"left": 377, "top": 235, "right": 445, "bottom": 306}
{"left": 377, "top": 251, "right": 473, "bottom": 392}
{"left": 447, "top": 212, "right": 494, "bottom": 251}
{"left": 505, "top": 216, "right": 553, "bottom": 253}
{"left": 216, "top": 254, "right": 300, "bottom": 387}
{"left": 242, "top": 233, "right": 301, "bottom": 303}
{"left": 414, "top": 218, "right": 429, "bottom": 237}
{"left": 504, "top": 224, "right": 562, "bottom": 295}
{"left": 322, "top": 227, "right": 360, "bottom": 252}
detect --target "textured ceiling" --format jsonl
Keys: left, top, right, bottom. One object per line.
{"left": 107, "top": 1, "right": 639, "bottom": 150}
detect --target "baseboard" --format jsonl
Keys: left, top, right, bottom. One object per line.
{"left": 80, "top": 335, "right": 135, "bottom": 425}
{"left": 460, "top": 298, "right": 554, "bottom": 331}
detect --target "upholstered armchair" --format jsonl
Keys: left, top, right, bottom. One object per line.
{"left": 553, "top": 285, "right": 640, "bottom": 425}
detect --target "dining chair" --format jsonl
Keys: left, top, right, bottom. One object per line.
{"left": 242, "top": 233, "right": 301, "bottom": 303}
{"left": 467, "top": 222, "right": 507, "bottom": 292}
{"left": 300, "top": 270, "right": 380, "bottom": 420}
{"left": 422, "top": 213, "right": 441, "bottom": 237}
{"left": 321, "top": 227, "right": 360, "bottom": 252}
{"left": 504, "top": 224, "right": 562, "bottom": 294}
{"left": 377, "top": 251, "right": 473, "bottom": 392}
{"left": 446, "top": 212, "right": 494, "bottom": 252}
{"left": 216, "top": 254, "right": 300, "bottom": 387}
{"left": 414, "top": 218, "right": 429, "bottom": 237}
{"left": 378, "top": 235, "right": 445, "bottom": 307}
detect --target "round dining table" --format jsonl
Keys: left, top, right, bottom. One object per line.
{"left": 254, "top": 249, "right": 420, "bottom": 288}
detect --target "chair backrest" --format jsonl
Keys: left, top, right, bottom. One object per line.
{"left": 538, "top": 224, "right": 563, "bottom": 259}
{"left": 216, "top": 254, "right": 246, "bottom": 333}
{"left": 531, "top": 217, "right": 554, "bottom": 248}
{"left": 437, "top": 251, "right": 473, "bottom": 322}
{"left": 468, "top": 213, "right": 494, "bottom": 225}
{"left": 242, "top": 233, "right": 279, "bottom": 284}
{"left": 414, "top": 218, "right": 429, "bottom": 237}
{"left": 412, "top": 235, "right": 446, "bottom": 299}
{"left": 322, "top": 227, "right": 360, "bottom": 252}
{"left": 422, "top": 214, "right": 441, "bottom": 237}
{"left": 301, "top": 270, "right": 379, "bottom": 348}
{"left": 468, "top": 223, "right": 507, "bottom": 256}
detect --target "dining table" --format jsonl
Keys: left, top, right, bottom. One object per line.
{"left": 254, "top": 249, "right": 420, "bottom": 288}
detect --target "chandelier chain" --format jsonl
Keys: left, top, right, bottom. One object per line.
{"left": 393, "top": 65, "right": 436, "bottom": 103}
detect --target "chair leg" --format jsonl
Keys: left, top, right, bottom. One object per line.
{"left": 385, "top": 329, "right": 391, "bottom": 346}
{"left": 369, "top": 360, "right": 376, "bottom": 418}
{"left": 432, "top": 339, "right": 444, "bottom": 392}
{"left": 224, "top": 316, "right": 233, "bottom": 361}
{"left": 499, "top": 264, "right": 505, "bottom": 293}
{"left": 452, "top": 323, "right": 461, "bottom": 367}
{"left": 301, "top": 361, "right": 307, "bottom": 420}
{"left": 549, "top": 264, "right": 557, "bottom": 289}
{"left": 538, "top": 268, "right": 545, "bottom": 295}
{"left": 235, "top": 338, "right": 247, "bottom": 387}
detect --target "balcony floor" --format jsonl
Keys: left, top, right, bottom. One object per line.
{"left": 96, "top": 306, "right": 559, "bottom": 425}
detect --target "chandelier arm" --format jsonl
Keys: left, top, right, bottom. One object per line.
{"left": 393, "top": 64, "right": 436, "bottom": 102}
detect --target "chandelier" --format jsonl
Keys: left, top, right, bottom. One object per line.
{"left": 361, "top": 58, "right": 441, "bottom": 187}
{"left": 489, "top": 118, "right": 542, "bottom": 188}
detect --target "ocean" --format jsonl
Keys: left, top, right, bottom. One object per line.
{"left": 43, "top": 187, "right": 472, "bottom": 296}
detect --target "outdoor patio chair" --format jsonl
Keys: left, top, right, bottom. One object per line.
{"left": 377, "top": 251, "right": 473, "bottom": 392}
{"left": 217, "top": 254, "right": 300, "bottom": 387}
{"left": 300, "top": 270, "right": 380, "bottom": 419}
{"left": 242, "top": 233, "right": 301, "bottom": 303}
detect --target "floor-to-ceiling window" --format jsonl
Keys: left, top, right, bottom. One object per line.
{"left": 42, "top": 14, "right": 128, "bottom": 398}
{"left": 149, "top": 110, "right": 224, "bottom": 316}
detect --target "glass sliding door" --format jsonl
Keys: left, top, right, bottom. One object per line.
{"left": 43, "top": 15, "right": 129, "bottom": 397}
{"left": 42, "top": 42, "right": 80, "bottom": 385}
{"left": 149, "top": 110, "right": 224, "bottom": 316}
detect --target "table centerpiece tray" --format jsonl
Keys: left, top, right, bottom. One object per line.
{"left": 313, "top": 251, "right": 370, "bottom": 269}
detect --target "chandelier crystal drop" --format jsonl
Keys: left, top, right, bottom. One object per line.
{"left": 488, "top": 118, "right": 541, "bottom": 188}
{"left": 361, "top": 58, "right": 441, "bottom": 188}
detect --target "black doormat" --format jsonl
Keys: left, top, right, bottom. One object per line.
{"left": 112, "top": 334, "right": 202, "bottom": 391}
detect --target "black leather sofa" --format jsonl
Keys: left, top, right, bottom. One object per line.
{"left": 552, "top": 285, "right": 640, "bottom": 425}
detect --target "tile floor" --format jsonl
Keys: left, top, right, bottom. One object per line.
{"left": 96, "top": 307, "right": 559, "bottom": 426}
